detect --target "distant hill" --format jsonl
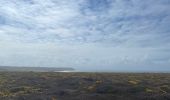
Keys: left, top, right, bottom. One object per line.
{"left": 0, "top": 66, "right": 75, "bottom": 72}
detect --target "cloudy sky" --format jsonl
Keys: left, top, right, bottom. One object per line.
{"left": 0, "top": 0, "right": 170, "bottom": 72}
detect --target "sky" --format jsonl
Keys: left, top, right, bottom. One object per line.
{"left": 0, "top": 0, "right": 170, "bottom": 72}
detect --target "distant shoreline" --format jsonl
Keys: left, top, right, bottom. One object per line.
{"left": 0, "top": 66, "right": 169, "bottom": 73}
{"left": 0, "top": 66, "right": 75, "bottom": 72}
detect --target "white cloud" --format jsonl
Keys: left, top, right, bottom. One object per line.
{"left": 0, "top": 0, "right": 170, "bottom": 71}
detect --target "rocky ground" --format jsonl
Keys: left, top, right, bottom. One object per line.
{"left": 0, "top": 72, "right": 170, "bottom": 100}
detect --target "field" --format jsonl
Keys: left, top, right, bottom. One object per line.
{"left": 0, "top": 72, "right": 170, "bottom": 100}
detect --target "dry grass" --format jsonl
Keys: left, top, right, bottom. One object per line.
{"left": 0, "top": 72, "right": 170, "bottom": 100}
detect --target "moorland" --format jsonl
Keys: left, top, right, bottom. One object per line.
{"left": 0, "top": 72, "right": 170, "bottom": 100}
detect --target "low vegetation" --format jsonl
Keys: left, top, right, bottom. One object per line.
{"left": 0, "top": 72, "right": 170, "bottom": 100}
